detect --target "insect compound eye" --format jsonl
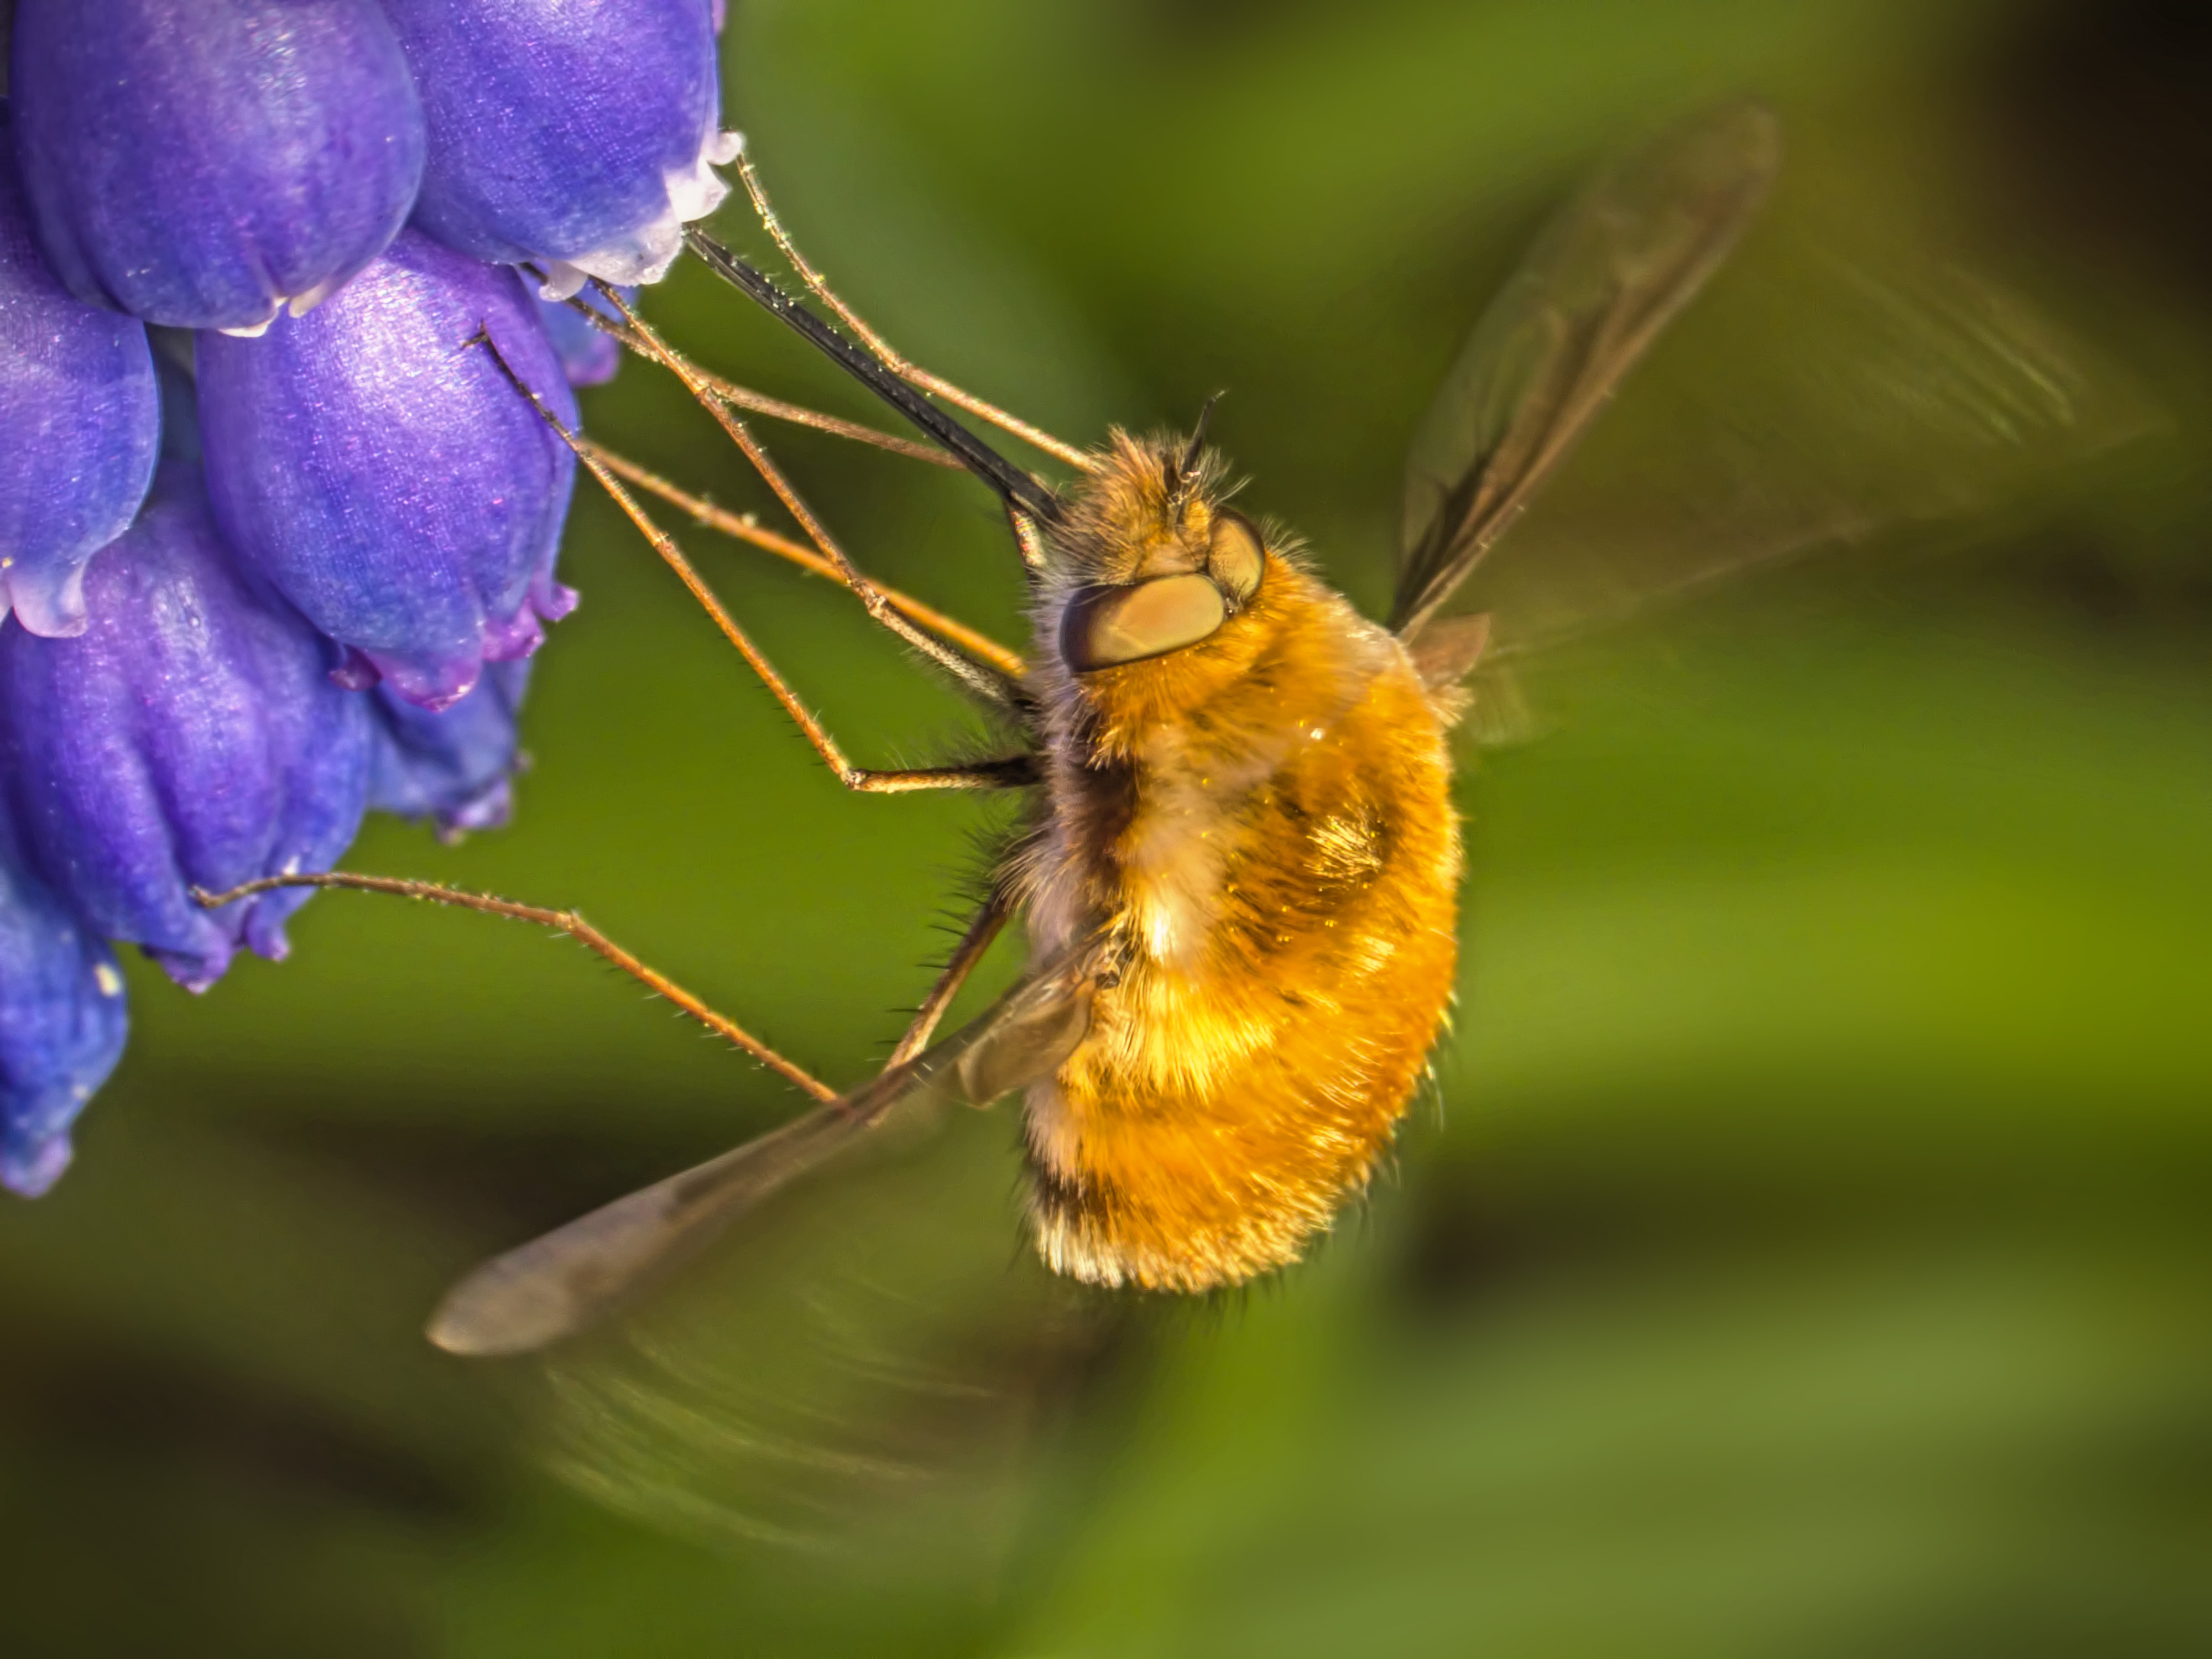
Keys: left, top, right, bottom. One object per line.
{"left": 1208, "top": 510, "right": 1265, "bottom": 604}
{"left": 1058, "top": 573, "right": 1228, "bottom": 673}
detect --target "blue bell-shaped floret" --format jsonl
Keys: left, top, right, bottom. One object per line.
{"left": 535, "top": 288, "right": 632, "bottom": 388}
{"left": 0, "top": 812, "right": 127, "bottom": 1198}
{"left": 0, "top": 110, "right": 160, "bottom": 637}
{"left": 8, "top": 0, "right": 426, "bottom": 335}
{"left": 0, "top": 463, "right": 373, "bottom": 992}
{"left": 386, "top": 0, "right": 735, "bottom": 295}
{"left": 369, "top": 659, "right": 532, "bottom": 839}
{"left": 197, "top": 228, "right": 577, "bottom": 711}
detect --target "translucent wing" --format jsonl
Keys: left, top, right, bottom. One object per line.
{"left": 427, "top": 951, "right": 1098, "bottom": 1357}
{"left": 1392, "top": 101, "right": 1782, "bottom": 639}
{"left": 1447, "top": 241, "right": 2159, "bottom": 667}
{"left": 1397, "top": 117, "right": 2161, "bottom": 716}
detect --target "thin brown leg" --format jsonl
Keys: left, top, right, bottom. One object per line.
{"left": 565, "top": 300, "right": 959, "bottom": 469}
{"left": 889, "top": 891, "right": 1013, "bottom": 1068}
{"left": 579, "top": 438, "right": 1027, "bottom": 679}
{"left": 471, "top": 327, "right": 1033, "bottom": 784}
{"left": 192, "top": 873, "right": 836, "bottom": 1102}
{"left": 591, "top": 290, "right": 1022, "bottom": 710}
{"left": 576, "top": 432, "right": 1029, "bottom": 791}
{"left": 733, "top": 149, "right": 1100, "bottom": 477}
{"left": 698, "top": 368, "right": 956, "bottom": 467}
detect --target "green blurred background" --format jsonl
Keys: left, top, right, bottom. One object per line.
{"left": 6, "top": 0, "right": 2212, "bottom": 1652}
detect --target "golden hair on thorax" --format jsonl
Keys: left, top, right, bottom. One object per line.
{"left": 1008, "top": 430, "right": 1463, "bottom": 1290}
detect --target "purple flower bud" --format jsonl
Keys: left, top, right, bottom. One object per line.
{"left": 8, "top": 0, "right": 426, "bottom": 333}
{"left": 0, "top": 115, "right": 160, "bottom": 638}
{"left": 0, "top": 463, "right": 373, "bottom": 993}
{"left": 369, "top": 659, "right": 530, "bottom": 839}
{"left": 536, "top": 289, "right": 630, "bottom": 388}
{"left": 385, "top": 0, "right": 736, "bottom": 293}
{"left": 196, "top": 228, "right": 578, "bottom": 712}
{"left": 0, "top": 817, "right": 127, "bottom": 1198}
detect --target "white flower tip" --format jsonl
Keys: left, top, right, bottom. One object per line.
{"left": 217, "top": 311, "right": 278, "bottom": 339}
{"left": 568, "top": 237, "right": 680, "bottom": 290}
{"left": 2, "top": 562, "right": 92, "bottom": 639}
{"left": 551, "top": 128, "right": 746, "bottom": 291}
{"left": 665, "top": 154, "right": 731, "bottom": 231}
{"left": 537, "top": 263, "right": 589, "bottom": 302}
{"left": 286, "top": 275, "right": 346, "bottom": 319}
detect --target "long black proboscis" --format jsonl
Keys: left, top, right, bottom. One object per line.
{"left": 684, "top": 229, "right": 1062, "bottom": 524}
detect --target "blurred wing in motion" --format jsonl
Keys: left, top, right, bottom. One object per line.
{"left": 1448, "top": 243, "right": 2160, "bottom": 670}
{"left": 1398, "top": 119, "right": 2162, "bottom": 737}
{"left": 427, "top": 951, "right": 1098, "bottom": 1358}
{"left": 1392, "top": 101, "right": 1782, "bottom": 640}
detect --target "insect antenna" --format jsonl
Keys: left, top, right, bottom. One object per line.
{"left": 729, "top": 147, "right": 1099, "bottom": 478}
{"left": 1166, "top": 390, "right": 1227, "bottom": 512}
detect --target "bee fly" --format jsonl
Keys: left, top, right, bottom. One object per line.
{"left": 200, "top": 99, "right": 2129, "bottom": 1354}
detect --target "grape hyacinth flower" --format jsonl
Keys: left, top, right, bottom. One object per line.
{"left": 10, "top": 0, "right": 427, "bottom": 335}
{"left": 199, "top": 229, "right": 580, "bottom": 711}
{"left": 0, "top": 1, "right": 733, "bottom": 1191}
{"left": 385, "top": 0, "right": 739, "bottom": 298}
{"left": 538, "top": 286, "right": 635, "bottom": 389}
{"left": 0, "top": 113, "right": 159, "bottom": 637}
{"left": 369, "top": 660, "right": 533, "bottom": 839}
{"left": 0, "top": 464, "right": 374, "bottom": 993}
{"left": 0, "top": 817, "right": 127, "bottom": 1198}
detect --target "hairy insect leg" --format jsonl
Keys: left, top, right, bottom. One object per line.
{"left": 578, "top": 437, "right": 1026, "bottom": 678}
{"left": 890, "top": 890, "right": 1012, "bottom": 1067}
{"left": 589, "top": 289, "right": 1025, "bottom": 709}
{"left": 577, "top": 442, "right": 1031, "bottom": 791}
{"left": 469, "top": 328, "right": 1035, "bottom": 790}
{"left": 561, "top": 295, "right": 961, "bottom": 470}
{"left": 732, "top": 147, "right": 1099, "bottom": 477}
{"left": 192, "top": 872, "right": 837, "bottom": 1102}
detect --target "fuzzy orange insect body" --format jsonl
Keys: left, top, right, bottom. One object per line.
{"left": 409, "top": 106, "right": 1811, "bottom": 1356}
{"left": 312, "top": 103, "right": 2125, "bottom": 1358}
{"left": 1018, "top": 437, "right": 1463, "bottom": 1290}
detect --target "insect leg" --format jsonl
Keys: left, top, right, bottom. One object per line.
{"left": 191, "top": 872, "right": 836, "bottom": 1101}
{"left": 563, "top": 298, "right": 961, "bottom": 469}
{"left": 843, "top": 757, "right": 1039, "bottom": 794}
{"left": 889, "top": 889, "right": 1011, "bottom": 1067}
{"left": 580, "top": 438, "right": 1026, "bottom": 678}
{"left": 575, "top": 432, "right": 1031, "bottom": 786}
{"left": 573, "top": 296, "right": 1025, "bottom": 709}
{"left": 731, "top": 148, "right": 1099, "bottom": 477}
{"left": 571, "top": 433, "right": 1030, "bottom": 792}
{"left": 471, "top": 328, "right": 1029, "bottom": 764}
